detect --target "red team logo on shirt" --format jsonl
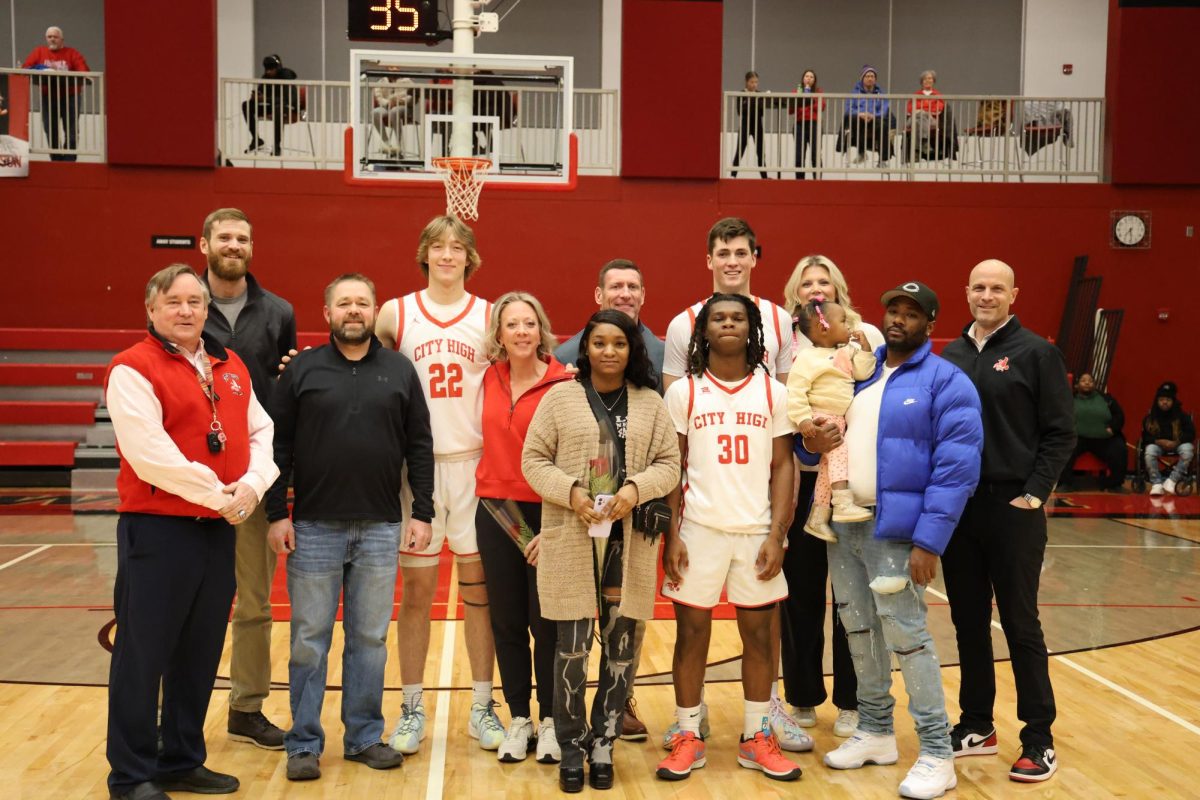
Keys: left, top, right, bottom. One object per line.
{"left": 222, "top": 373, "right": 245, "bottom": 395}
{"left": 993, "top": 357, "right": 1010, "bottom": 372}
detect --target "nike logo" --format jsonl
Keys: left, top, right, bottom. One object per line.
{"left": 964, "top": 733, "right": 989, "bottom": 747}
{"left": 903, "top": 398, "right": 917, "bottom": 406}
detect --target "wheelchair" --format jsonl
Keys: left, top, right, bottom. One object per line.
{"left": 1130, "top": 438, "right": 1197, "bottom": 495}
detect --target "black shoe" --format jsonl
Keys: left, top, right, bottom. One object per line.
{"left": 286, "top": 752, "right": 320, "bottom": 781}
{"left": 559, "top": 767, "right": 584, "bottom": 793}
{"left": 588, "top": 762, "right": 614, "bottom": 790}
{"left": 110, "top": 783, "right": 168, "bottom": 800}
{"left": 155, "top": 765, "right": 240, "bottom": 794}
{"left": 345, "top": 742, "right": 404, "bottom": 770}
{"left": 244, "top": 137, "right": 265, "bottom": 153}
{"left": 1009, "top": 744, "right": 1058, "bottom": 782}
{"left": 228, "top": 709, "right": 285, "bottom": 750}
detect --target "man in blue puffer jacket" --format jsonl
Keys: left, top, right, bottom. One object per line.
{"left": 798, "top": 281, "right": 982, "bottom": 800}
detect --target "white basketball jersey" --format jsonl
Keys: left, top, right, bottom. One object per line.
{"left": 665, "top": 369, "right": 795, "bottom": 534}
{"left": 662, "top": 296, "right": 794, "bottom": 380}
{"left": 393, "top": 290, "right": 491, "bottom": 457}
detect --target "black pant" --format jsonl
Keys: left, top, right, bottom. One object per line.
{"left": 794, "top": 120, "right": 820, "bottom": 179}
{"left": 941, "top": 482, "right": 1056, "bottom": 748}
{"left": 839, "top": 115, "right": 894, "bottom": 161}
{"left": 241, "top": 97, "right": 284, "bottom": 154}
{"left": 553, "top": 538, "right": 635, "bottom": 769}
{"left": 107, "top": 513, "right": 237, "bottom": 793}
{"left": 1061, "top": 436, "right": 1127, "bottom": 489}
{"left": 476, "top": 499, "right": 555, "bottom": 720}
{"left": 41, "top": 91, "right": 79, "bottom": 161}
{"left": 780, "top": 470, "right": 857, "bottom": 709}
{"left": 732, "top": 121, "right": 768, "bottom": 178}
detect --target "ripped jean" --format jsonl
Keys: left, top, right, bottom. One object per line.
{"left": 552, "top": 538, "right": 637, "bottom": 769}
{"left": 827, "top": 517, "right": 952, "bottom": 758}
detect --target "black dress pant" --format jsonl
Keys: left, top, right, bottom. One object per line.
{"left": 941, "top": 482, "right": 1056, "bottom": 748}
{"left": 732, "top": 121, "right": 768, "bottom": 178}
{"left": 476, "top": 499, "right": 555, "bottom": 720}
{"left": 794, "top": 119, "right": 820, "bottom": 179}
{"left": 779, "top": 470, "right": 857, "bottom": 710}
{"left": 107, "top": 513, "right": 237, "bottom": 793}
{"left": 241, "top": 98, "right": 284, "bottom": 154}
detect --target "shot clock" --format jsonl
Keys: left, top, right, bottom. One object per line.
{"left": 347, "top": 1, "right": 442, "bottom": 43}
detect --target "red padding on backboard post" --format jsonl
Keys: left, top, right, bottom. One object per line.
{"left": 3, "top": 74, "right": 30, "bottom": 140}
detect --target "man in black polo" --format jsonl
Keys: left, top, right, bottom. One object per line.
{"left": 940, "top": 259, "right": 1075, "bottom": 784}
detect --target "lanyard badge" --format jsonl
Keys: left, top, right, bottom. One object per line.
{"left": 193, "top": 350, "right": 226, "bottom": 454}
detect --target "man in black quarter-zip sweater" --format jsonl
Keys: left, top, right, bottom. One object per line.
{"left": 264, "top": 273, "right": 434, "bottom": 782}
{"left": 940, "top": 259, "right": 1074, "bottom": 785}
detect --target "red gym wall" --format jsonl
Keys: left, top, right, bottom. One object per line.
{"left": 2, "top": 0, "right": 1197, "bottom": 422}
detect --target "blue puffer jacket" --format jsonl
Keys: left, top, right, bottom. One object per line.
{"left": 797, "top": 339, "right": 983, "bottom": 555}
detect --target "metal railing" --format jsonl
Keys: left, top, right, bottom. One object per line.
{"left": 218, "top": 78, "right": 618, "bottom": 173}
{"left": 1, "top": 68, "right": 105, "bottom": 161}
{"left": 723, "top": 91, "right": 1103, "bottom": 182}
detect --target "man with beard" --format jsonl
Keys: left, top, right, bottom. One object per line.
{"left": 199, "top": 207, "right": 297, "bottom": 750}
{"left": 265, "top": 273, "right": 435, "bottom": 781}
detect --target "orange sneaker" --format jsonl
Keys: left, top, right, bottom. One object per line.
{"left": 656, "top": 731, "right": 707, "bottom": 781}
{"left": 737, "top": 730, "right": 802, "bottom": 781}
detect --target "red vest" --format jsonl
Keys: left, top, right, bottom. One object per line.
{"left": 105, "top": 334, "right": 254, "bottom": 517}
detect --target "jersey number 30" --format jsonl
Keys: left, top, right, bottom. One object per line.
{"left": 429, "top": 363, "right": 464, "bottom": 398}
{"left": 717, "top": 434, "right": 750, "bottom": 464}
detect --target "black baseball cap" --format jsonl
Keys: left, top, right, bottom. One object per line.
{"left": 880, "top": 281, "right": 939, "bottom": 321}
{"left": 263, "top": 54, "right": 282, "bottom": 70}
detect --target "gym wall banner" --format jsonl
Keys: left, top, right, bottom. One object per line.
{"left": 0, "top": 73, "right": 31, "bottom": 177}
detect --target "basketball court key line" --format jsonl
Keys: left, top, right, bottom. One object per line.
{"left": 0, "top": 544, "right": 50, "bottom": 572}
{"left": 425, "top": 560, "right": 460, "bottom": 800}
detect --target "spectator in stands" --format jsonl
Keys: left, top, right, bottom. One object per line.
{"left": 1058, "top": 373, "right": 1127, "bottom": 492}
{"left": 242, "top": 54, "right": 297, "bottom": 156}
{"left": 794, "top": 69, "right": 825, "bottom": 180}
{"left": 1141, "top": 381, "right": 1195, "bottom": 496}
{"left": 104, "top": 264, "right": 279, "bottom": 800}
{"left": 838, "top": 65, "right": 893, "bottom": 164}
{"left": 907, "top": 70, "right": 945, "bottom": 147}
{"left": 372, "top": 76, "right": 415, "bottom": 157}
{"left": 731, "top": 71, "right": 769, "bottom": 179}
{"left": 22, "top": 26, "right": 90, "bottom": 162}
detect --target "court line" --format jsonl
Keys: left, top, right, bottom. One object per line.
{"left": 425, "top": 561, "right": 459, "bottom": 800}
{"left": 0, "top": 542, "right": 116, "bottom": 547}
{"left": 1045, "top": 544, "right": 1198, "bottom": 548}
{"left": 0, "top": 544, "right": 51, "bottom": 571}
{"left": 925, "top": 586, "right": 1200, "bottom": 738}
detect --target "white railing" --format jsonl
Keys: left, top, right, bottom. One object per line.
{"left": 218, "top": 78, "right": 618, "bottom": 174}
{"left": 1, "top": 68, "right": 105, "bottom": 161}
{"left": 723, "top": 91, "right": 1103, "bottom": 182}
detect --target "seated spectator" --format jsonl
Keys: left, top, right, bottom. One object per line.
{"left": 793, "top": 69, "right": 825, "bottom": 180}
{"left": 371, "top": 76, "right": 415, "bottom": 157}
{"left": 242, "top": 54, "right": 298, "bottom": 156}
{"left": 1142, "top": 381, "right": 1195, "bottom": 496}
{"left": 907, "top": 70, "right": 944, "bottom": 144}
{"left": 837, "top": 65, "right": 893, "bottom": 163}
{"left": 1059, "top": 373, "right": 1127, "bottom": 492}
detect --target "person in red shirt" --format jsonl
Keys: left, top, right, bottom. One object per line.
{"left": 794, "top": 69, "right": 826, "bottom": 180}
{"left": 22, "top": 26, "right": 90, "bottom": 161}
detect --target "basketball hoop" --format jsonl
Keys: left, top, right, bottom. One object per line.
{"left": 432, "top": 156, "right": 491, "bottom": 221}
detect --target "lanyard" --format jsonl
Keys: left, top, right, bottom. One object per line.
{"left": 189, "top": 347, "right": 226, "bottom": 450}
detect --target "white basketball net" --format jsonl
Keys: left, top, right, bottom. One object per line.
{"left": 433, "top": 157, "right": 491, "bottom": 221}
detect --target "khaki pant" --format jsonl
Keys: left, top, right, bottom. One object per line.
{"left": 228, "top": 502, "right": 277, "bottom": 713}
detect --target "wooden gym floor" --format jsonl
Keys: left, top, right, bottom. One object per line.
{"left": 2, "top": 487, "right": 1199, "bottom": 798}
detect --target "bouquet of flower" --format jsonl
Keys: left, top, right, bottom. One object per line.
{"left": 480, "top": 498, "right": 536, "bottom": 554}
{"left": 587, "top": 429, "right": 619, "bottom": 539}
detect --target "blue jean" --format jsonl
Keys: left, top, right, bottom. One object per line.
{"left": 827, "top": 518, "right": 952, "bottom": 758}
{"left": 1144, "top": 442, "right": 1194, "bottom": 484}
{"left": 285, "top": 519, "right": 400, "bottom": 757}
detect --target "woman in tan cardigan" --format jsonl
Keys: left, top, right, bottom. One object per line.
{"left": 522, "top": 310, "right": 679, "bottom": 793}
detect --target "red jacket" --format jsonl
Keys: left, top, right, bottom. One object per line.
{"left": 106, "top": 334, "right": 253, "bottom": 518}
{"left": 476, "top": 357, "right": 572, "bottom": 502}
{"left": 22, "top": 46, "right": 90, "bottom": 94}
{"left": 794, "top": 88, "right": 826, "bottom": 122}
{"left": 907, "top": 89, "right": 945, "bottom": 116}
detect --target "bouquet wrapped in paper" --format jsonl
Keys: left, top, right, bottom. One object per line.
{"left": 587, "top": 429, "right": 620, "bottom": 539}
{"left": 480, "top": 498, "right": 536, "bottom": 554}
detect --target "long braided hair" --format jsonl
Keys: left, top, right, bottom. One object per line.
{"left": 685, "top": 293, "right": 767, "bottom": 377}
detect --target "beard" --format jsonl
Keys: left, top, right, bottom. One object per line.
{"left": 206, "top": 249, "right": 250, "bottom": 282}
{"left": 332, "top": 317, "right": 374, "bottom": 344}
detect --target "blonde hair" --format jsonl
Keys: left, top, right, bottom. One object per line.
{"left": 416, "top": 215, "right": 482, "bottom": 279}
{"left": 484, "top": 291, "right": 557, "bottom": 362}
{"left": 782, "top": 255, "right": 863, "bottom": 329}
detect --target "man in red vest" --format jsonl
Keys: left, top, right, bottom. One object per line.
{"left": 104, "top": 264, "right": 279, "bottom": 800}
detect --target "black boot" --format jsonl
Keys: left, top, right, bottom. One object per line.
{"left": 588, "top": 762, "right": 614, "bottom": 790}
{"left": 559, "top": 767, "right": 584, "bottom": 793}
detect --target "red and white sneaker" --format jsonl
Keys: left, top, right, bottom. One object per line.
{"left": 737, "top": 730, "right": 802, "bottom": 781}
{"left": 1009, "top": 744, "right": 1057, "bottom": 782}
{"left": 656, "top": 731, "right": 706, "bottom": 781}
{"left": 950, "top": 724, "right": 998, "bottom": 757}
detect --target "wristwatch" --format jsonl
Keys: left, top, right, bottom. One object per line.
{"left": 1022, "top": 493, "right": 1043, "bottom": 509}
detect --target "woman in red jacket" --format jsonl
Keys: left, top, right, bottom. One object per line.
{"left": 475, "top": 291, "right": 573, "bottom": 765}
{"left": 794, "top": 69, "right": 826, "bottom": 180}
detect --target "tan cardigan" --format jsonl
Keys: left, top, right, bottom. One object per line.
{"left": 522, "top": 380, "right": 680, "bottom": 621}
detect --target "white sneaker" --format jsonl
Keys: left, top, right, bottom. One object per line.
{"left": 388, "top": 703, "right": 426, "bottom": 755}
{"left": 823, "top": 730, "right": 899, "bottom": 769}
{"left": 662, "top": 702, "right": 710, "bottom": 749}
{"left": 792, "top": 706, "right": 817, "bottom": 728}
{"left": 768, "top": 697, "right": 813, "bottom": 752}
{"left": 497, "top": 716, "right": 533, "bottom": 763}
{"left": 1164, "top": 478, "right": 1177, "bottom": 495}
{"left": 899, "top": 754, "right": 957, "bottom": 799}
{"left": 536, "top": 718, "right": 561, "bottom": 763}
{"left": 469, "top": 700, "right": 506, "bottom": 750}
{"left": 1150, "top": 483, "right": 1164, "bottom": 496}
{"left": 833, "top": 708, "right": 859, "bottom": 738}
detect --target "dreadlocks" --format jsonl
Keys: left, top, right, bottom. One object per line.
{"left": 685, "top": 293, "right": 767, "bottom": 376}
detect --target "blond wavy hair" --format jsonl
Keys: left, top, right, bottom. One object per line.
{"left": 483, "top": 291, "right": 558, "bottom": 362}
{"left": 782, "top": 254, "right": 864, "bottom": 330}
